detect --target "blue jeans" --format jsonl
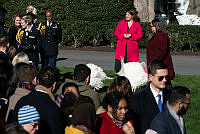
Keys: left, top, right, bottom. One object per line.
{"left": 32, "top": 61, "right": 38, "bottom": 67}
{"left": 43, "top": 55, "right": 57, "bottom": 67}
{"left": 0, "top": 26, "right": 5, "bottom": 34}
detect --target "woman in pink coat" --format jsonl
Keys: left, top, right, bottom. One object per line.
{"left": 114, "top": 10, "right": 143, "bottom": 73}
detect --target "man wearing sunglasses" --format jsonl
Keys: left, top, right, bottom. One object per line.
{"left": 129, "top": 60, "right": 170, "bottom": 134}
{"left": 148, "top": 86, "right": 191, "bottom": 134}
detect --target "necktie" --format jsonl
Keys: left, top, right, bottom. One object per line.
{"left": 157, "top": 94, "right": 162, "bottom": 112}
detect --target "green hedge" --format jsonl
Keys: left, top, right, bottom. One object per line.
{"left": 3, "top": 0, "right": 133, "bottom": 23}
{"left": 166, "top": 25, "right": 200, "bottom": 52}
{"left": 60, "top": 20, "right": 200, "bottom": 51}
{"left": 60, "top": 20, "right": 118, "bottom": 47}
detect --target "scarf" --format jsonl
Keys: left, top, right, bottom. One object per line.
{"left": 35, "top": 85, "right": 55, "bottom": 102}
{"left": 107, "top": 111, "right": 135, "bottom": 134}
{"left": 18, "top": 82, "right": 35, "bottom": 90}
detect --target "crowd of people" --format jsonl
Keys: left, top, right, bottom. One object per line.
{"left": 0, "top": 6, "right": 191, "bottom": 134}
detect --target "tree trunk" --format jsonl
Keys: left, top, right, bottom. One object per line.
{"left": 133, "top": 0, "right": 155, "bottom": 22}
{"left": 187, "top": 0, "right": 200, "bottom": 16}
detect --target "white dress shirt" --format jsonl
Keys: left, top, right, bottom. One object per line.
{"left": 150, "top": 84, "right": 163, "bottom": 104}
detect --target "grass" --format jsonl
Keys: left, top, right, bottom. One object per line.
{"left": 171, "top": 74, "right": 200, "bottom": 134}
{"left": 57, "top": 66, "right": 200, "bottom": 134}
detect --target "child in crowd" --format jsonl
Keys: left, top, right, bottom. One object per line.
{"left": 56, "top": 82, "right": 79, "bottom": 107}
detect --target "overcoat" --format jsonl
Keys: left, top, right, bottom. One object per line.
{"left": 146, "top": 31, "right": 175, "bottom": 79}
{"left": 14, "top": 89, "right": 64, "bottom": 134}
{"left": 115, "top": 20, "right": 143, "bottom": 61}
{"left": 150, "top": 103, "right": 186, "bottom": 134}
{"left": 99, "top": 111, "right": 134, "bottom": 134}
{"left": 8, "top": 26, "right": 19, "bottom": 48}
{"left": 129, "top": 84, "right": 169, "bottom": 134}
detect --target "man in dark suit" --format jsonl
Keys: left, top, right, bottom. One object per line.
{"left": 0, "top": 34, "right": 12, "bottom": 97}
{"left": 38, "top": 10, "right": 62, "bottom": 67}
{"left": 129, "top": 60, "right": 170, "bottom": 134}
{"left": 0, "top": 34, "right": 12, "bottom": 121}
{"left": 147, "top": 86, "right": 191, "bottom": 134}
{"left": 14, "top": 66, "right": 64, "bottom": 134}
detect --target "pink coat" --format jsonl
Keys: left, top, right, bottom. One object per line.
{"left": 115, "top": 20, "right": 143, "bottom": 61}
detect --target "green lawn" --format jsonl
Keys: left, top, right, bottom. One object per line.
{"left": 57, "top": 66, "right": 200, "bottom": 134}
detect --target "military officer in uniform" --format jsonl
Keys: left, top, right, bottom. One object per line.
{"left": 38, "top": 10, "right": 62, "bottom": 67}
{"left": 16, "top": 15, "right": 41, "bottom": 66}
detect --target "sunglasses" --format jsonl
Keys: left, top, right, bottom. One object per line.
{"left": 181, "top": 101, "right": 191, "bottom": 106}
{"left": 158, "top": 75, "right": 170, "bottom": 81}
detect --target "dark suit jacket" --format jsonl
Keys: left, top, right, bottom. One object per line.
{"left": 129, "top": 84, "right": 169, "bottom": 134}
{"left": 150, "top": 104, "right": 186, "bottom": 134}
{"left": 146, "top": 32, "right": 175, "bottom": 80}
{"left": 8, "top": 26, "right": 19, "bottom": 48}
{"left": 0, "top": 51, "right": 12, "bottom": 94}
{"left": 41, "top": 21, "right": 62, "bottom": 56}
{"left": 14, "top": 90, "right": 64, "bottom": 134}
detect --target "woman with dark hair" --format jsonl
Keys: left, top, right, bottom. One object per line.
{"left": 146, "top": 18, "right": 175, "bottom": 81}
{"left": 16, "top": 15, "right": 41, "bottom": 66}
{"left": 107, "top": 76, "right": 133, "bottom": 99}
{"left": 96, "top": 76, "right": 133, "bottom": 115}
{"left": 65, "top": 102, "right": 96, "bottom": 134}
{"left": 114, "top": 10, "right": 143, "bottom": 73}
{"left": 8, "top": 15, "right": 21, "bottom": 49}
{"left": 98, "top": 91, "right": 135, "bottom": 134}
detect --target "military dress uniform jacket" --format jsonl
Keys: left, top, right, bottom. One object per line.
{"left": 38, "top": 21, "right": 62, "bottom": 56}
{"left": 16, "top": 27, "right": 41, "bottom": 62}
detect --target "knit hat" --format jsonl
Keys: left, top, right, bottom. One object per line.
{"left": 18, "top": 105, "right": 40, "bottom": 125}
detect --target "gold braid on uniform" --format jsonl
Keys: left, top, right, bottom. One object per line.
{"left": 38, "top": 22, "right": 46, "bottom": 35}
{"left": 16, "top": 28, "right": 24, "bottom": 49}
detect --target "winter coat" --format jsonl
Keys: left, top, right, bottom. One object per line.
{"left": 14, "top": 88, "right": 64, "bottom": 134}
{"left": 146, "top": 31, "right": 175, "bottom": 79}
{"left": 57, "top": 78, "right": 100, "bottom": 111}
{"left": 98, "top": 112, "right": 134, "bottom": 134}
{"left": 8, "top": 26, "right": 19, "bottom": 48}
{"left": 6, "top": 87, "right": 32, "bottom": 123}
{"left": 115, "top": 20, "right": 143, "bottom": 61}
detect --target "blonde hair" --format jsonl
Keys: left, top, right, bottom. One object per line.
{"left": 22, "top": 15, "right": 32, "bottom": 25}
{"left": 26, "top": 5, "right": 37, "bottom": 15}
{"left": 12, "top": 52, "right": 29, "bottom": 65}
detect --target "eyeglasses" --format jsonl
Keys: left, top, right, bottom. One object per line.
{"left": 158, "top": 75, "right": 170, "bottom": 81}
{"left": 29, "top": 122, "right": 39, "bottom": 128}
